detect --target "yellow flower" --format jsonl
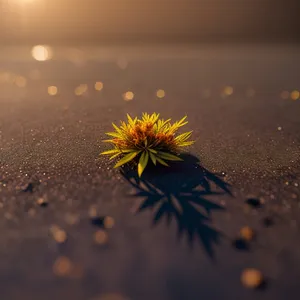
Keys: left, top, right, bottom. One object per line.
{"left": 101, "top": 113, "right": 194, "bottom": 177}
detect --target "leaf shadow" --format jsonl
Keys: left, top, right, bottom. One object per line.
{"left": 121, "top": 153, "right": 233, "bottom": 258}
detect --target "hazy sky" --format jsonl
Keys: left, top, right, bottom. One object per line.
{"left": 1, "top": 0, "right": 299, "bottom": 43}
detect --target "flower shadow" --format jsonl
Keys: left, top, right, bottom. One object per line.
{"left": 121, "top": 154, "right": 232, "bottom": 258}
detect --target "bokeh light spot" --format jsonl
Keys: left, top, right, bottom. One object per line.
{"left": 53, "top": 256, "right": 72, "bottom": 277}
{"left": 29, "top": 69, "right": 41, "bottom": 80}
{"left": 223, "top": 86, "right": 234, "bottom": 96}
{"left": 31, "top": 45, "right": 53, "bottom": 61}
{"left": 14, "top": 76, "right": 27, "bottom": 88}
{"left": 94, "top": 230, "right": 108, "bottom": 245}
{"left": 156, "top": 89, "right": 166, "bottom": 99}
{"left": 246, "top": 88, "right": 255, "bottom": 97}
{"left": 48, "top": 86, "right": 58, "bottom": 96}
{"left": 291, "top": 90, "right": 300, "bottom": 101}
{"left": 280, "top": 91, "right": 289, "bottom": 99}
{"left": 123, "top": 91, "right": 134, "bottom": 101}
{"left": 95, "top": 81, "right": 104, "bottom": 91}
{"left": 75, "top": 84, "right": 88, "bottom": 96}
{"left": 116, "top": 57, "right": 128, "bottom": 70}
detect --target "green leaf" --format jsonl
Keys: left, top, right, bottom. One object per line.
{"left": 148, "top": 148, "right": 157, "bottom": 154}
{"left": 102, "top": 139, "right": 115, "bottom": 143}
{"left": 157, "top": 151, "right": 183, "bottom": 161}
{"left": 101, "top": 149, "right": 120, "bottom": 155}
{"left": 177, "top": 116, "right": 187, "bottom": 126}
{"left": 120, "top": 149, "right": 138, "bottom": 153}
{"left": 127, "top": 114, "right": 135, "bottom": 127}
{"left": 112, "top": 123, "right": 124, "bottom": 136}
{"left": 175, "top": 131, "right": 193, "bottom": 142}
{"left": 178, "top": 141, "right": 195, "bottom": 147}
{"left": 106, "top": 132, "right": 121, "bottom": 138}
{"left": 114, "top": 151, "right": 140, "bottom": 168}
{"left": 151, "top": 113, "right": 160, "bottom": 123}
{"left": 149, "top": 152, "right": 157, "bottom": 165}
{"left": 156, "top": 157, "right": 169, "bottom": 167}
{"left": 109, "top": 152, "right": 122, "bottom": 160}
{"left": 138, "top": 151, "right": 149, "bottom": 177}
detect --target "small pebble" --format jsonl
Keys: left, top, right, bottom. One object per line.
{"left": 104, "top": 216, "right": 115, "bottom": 229}
{"left": 262, "top": 217, "right": 274, "bottom": 227}
{"left": 65, "top": 213, "right": 79, "bottom": 225}
{"left": 240, "top": 226, "right": 255, "bottom": 241}
{"left": 91, "top": 216, "right": 105, "bottom": 227}
{"left": 22, "top": 182, "right": 34, "bottom": 193}
{"left": 53, "top": 256, "right": 73, "bottom": 277}
{"left": 232, "top": 238, "right": 249, "bottom": 251}
{"left": 28, "top": 208, "right": 36, "bottom": 217}
{"left": 89, "top": 206, "right": 98, "bottom": 218}
{"left": 50, "top": 225, "right": 67, "bottom": 244}
{"left": 94, "top": 230, "right": 108, "bottom": 245}
{"left": 241, "top": 268, "right": 264, "bottom": 289}
{"left": 246, "top": 198, "right": 263, "bottom": 208}
{"left": 37, "top": 197, "right": 48, "bottom": 207}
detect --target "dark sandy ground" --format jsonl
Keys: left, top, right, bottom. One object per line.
{"left": 0, "top": 44, "right": 300, "bottom": 300}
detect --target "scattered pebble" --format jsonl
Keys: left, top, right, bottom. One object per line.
{"left": 262, "top": 217, "right": 274, "bottom": 227}
{"left": 91, "top": 216, "right": 105, "bottom": 227}
{"left": 22, "top": 182, "right": 34, "bottom": 193}
{"left": 232, "top": 238, "right": 249, "bottom": 251}
{"left": 50, "top": 225, "right": 67, "bottom": 244}
{"left": 104, "top": 216, "right": 115, "bottom": 229}
{"left": 65, "top": 213, "right": 80, "bottom": 225}
{"left": 28, "top": 208, "right": 36, "bottom": 217}
{"left": 4, "top": 212, "right": 14, "bottom": 221}
{"left": 89, "top": 206, "right": 98, "bottom": 218}
{"left": 241, "top": 268, "right": 265, "bottom": 289}
{"left": 246, "top": 198, "right": 264, "bottom": 208}
{"left": 94, "top": 230, "right": 108, "bottom": 245}
{"left": 240, "top": 226, "right": 255, "bottom": 241}
{"left": 53, "top": 256, "right": 73, "bottom": 277}
{"left": 37, "top": 197, "right": 48, "bottom": 207}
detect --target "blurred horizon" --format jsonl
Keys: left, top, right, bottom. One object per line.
{"left": 1, "top": 0, "right": 300, "bottom": 45}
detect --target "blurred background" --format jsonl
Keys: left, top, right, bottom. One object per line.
{"left": 1, "top": 0, "right": 300, "bottom": 45}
